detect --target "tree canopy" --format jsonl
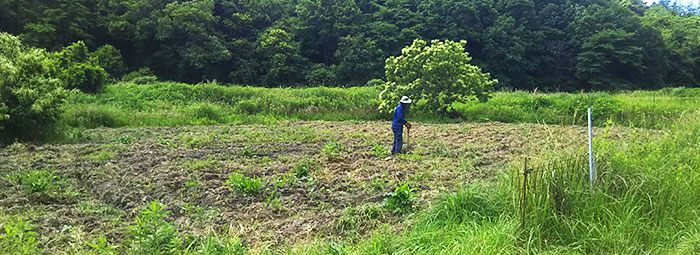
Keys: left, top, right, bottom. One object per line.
{"left": 1, "top": 0, "right": 699, "bottom": 90}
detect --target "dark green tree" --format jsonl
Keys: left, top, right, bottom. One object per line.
{"left": 333, "top": 34, "right": 385, "bottom": 86}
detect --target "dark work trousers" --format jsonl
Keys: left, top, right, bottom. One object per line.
{"left": 391, "top": 127, "right": 403, "bottom": 155}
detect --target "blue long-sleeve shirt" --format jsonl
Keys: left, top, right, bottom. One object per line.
{"left": 392, "top": 103, "right": 407, "bottom": 129}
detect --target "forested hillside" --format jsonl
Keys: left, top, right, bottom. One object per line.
{"left": 1, "top": 0, "right": 699, "bottom": 90}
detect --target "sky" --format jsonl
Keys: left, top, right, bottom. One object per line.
{"left": 644, "top": 0, "right": 700, "bottom": 7}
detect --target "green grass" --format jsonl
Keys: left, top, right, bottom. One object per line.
{"left": 61, "top": 81, "right": 382, "bottom": 129}
{"left": 291, "top": 111, "right": 700, "bottom": 254}
{"left": 58, "top": 81, "right": 700, "bottom": 132}
{"left": 453, "top": 88, "right": 700, "bottom": 129}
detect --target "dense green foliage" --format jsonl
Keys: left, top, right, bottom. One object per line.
{"left": 379, "top": 39, "right": 496, "bottom": 115}
{"left": 1, "top": 0, "right": 699, "bottom": 90}
{"left": 51, "top": 41, "right": 109, "bottom": 93}
{"left": 0, "top": 32, "right": 68, "bottom": 143}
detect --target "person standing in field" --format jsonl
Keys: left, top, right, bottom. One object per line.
{"left": 391, "top": 96, "right": 412, "bottom": 156}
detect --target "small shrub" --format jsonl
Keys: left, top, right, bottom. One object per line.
{"left": 53, "top": 41, "right": 109, "bottom": 93}
{"left": 0, "top": 32, "right": 68, "bottom": 143}
{"left": 0, "top": 218, "right": 42, "bottom": 255}
{"left": 90, "top": 44, "right": 126, "bottom": 79}
{"left": 225, "top": 172, "right": 263, "bottom": 194}
{"left": 384, "top": 182, "right": 418, "bottom": 214}
{"left": 128, "top": 201, "right": 182, "bottom": 254}
{"left": 123, "top": 67, "right": 157, "bottom": 84}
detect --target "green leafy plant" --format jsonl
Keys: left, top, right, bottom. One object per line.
{"left": 0, "top": 32, "right": 68, "bottom": 143}
{"left": 9, "top": 169, "right": 63, "bottom": 195}
{"left": 116, "top": 134, "right": 132, "bottom": 144}
{"left": 52, "top": 41, "right": 109, "bottom": 93}
{"left": 265, "top": 190, "right": 284, "bottom": 211}
{"left": 196, "top": 234, "right": 245, "bottom": 255}
{"left": 239, "top": 148, "right": 255, "bottom": 158}
{"left": 370, "top": 144, "right": 389, "bottom": 158}
{"left": 384, "top": 182, "right": 418, "bottom": 214}
{"left": 323, "top": 140, "right": 345, "bottom": 158}
{"left": 225, "top": 172, "right": 263, "bottom": 194}
{"left": 90, "top": 44, "right": 126, "bottom": 79}
{"left": 128, "top": 201, "right": 182, "bottom": 254}
{"left": 378, "top": 39, "right": 497, "bottom": 115}
{"left": 0, "top": 218, "right": 42, "bottom": 254}
{"left": 294, "top": 158, "right": 318, "bottom": 178}
{"left": 88, "top": 235, "right": 119, "bottom": 255}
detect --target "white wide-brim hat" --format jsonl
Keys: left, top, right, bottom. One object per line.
{"left": 400, "top": 96, "right": 412, "bottom": 104}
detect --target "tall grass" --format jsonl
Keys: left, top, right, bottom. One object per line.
{"left": 509, "top": 111, "right": 700, "bottom": 253}
{"left": 294, "top": 111, "right": 700, "bottom": 254}
{"left": 452, "top": 88, "right": 700, "bottom": 129}
{"left": 61, "top": 82, "right": 382, "bottom": 128}
{"left": 60, "top": 81, "right": 700, "bottom": 131}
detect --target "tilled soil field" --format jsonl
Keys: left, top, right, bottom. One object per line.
{"left": 0, "top": 121, "right": 645, "bottom": 253}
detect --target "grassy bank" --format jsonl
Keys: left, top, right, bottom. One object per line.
{"left": 61, "top": 82, "right": 383, "bottom": 129}
{"left": 61, "top": 82, "right": 700, "bottom": 132}
{"left": 453, "top": 88, "right": 700, "bottom": 129}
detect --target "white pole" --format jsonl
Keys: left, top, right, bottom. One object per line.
{"left": 588, "top": 108, "right": 594, "bottom": 188}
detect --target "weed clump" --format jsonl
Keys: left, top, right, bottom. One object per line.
{"left": 384, "top": 182, "right": 418, "bottom": 214}
{"left": 0, "top": 218, "right": 42, "bottom": 254}
{"left": 294, "top": 158, "right": 318, "bottom": 178}
{"left": 370, "top": 144, "right": 389, "bottom": 158}
{"left": 197, "top": 234, "right": 245, "bottom": 255}
{"left": 88, "top": 236, "right": 119, "bottom": 255}
{"left": 225, "top": 172, "right": 263, "bottom": 194}
{"left": 128, "top": 201, "right": 181, "bottom": 254}
{"left": 322, "top": 140, "right": 345, "bottom": 159}
{"left": 7, "top": 169, "right": 70, "bottom": 197}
